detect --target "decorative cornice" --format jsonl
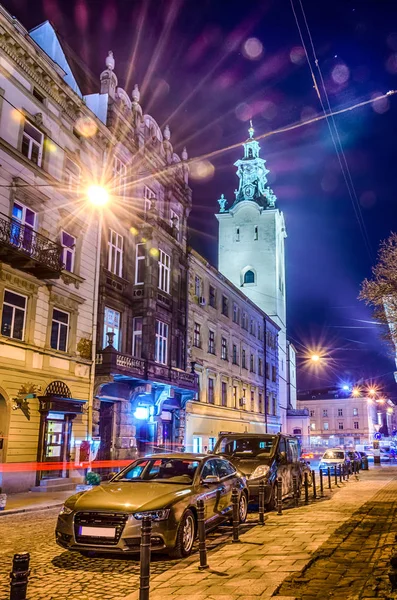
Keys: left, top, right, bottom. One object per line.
{"left": 0, "top": 266, "right": 40, "bottom": 294}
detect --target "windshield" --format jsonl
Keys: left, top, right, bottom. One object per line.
{"left": 323, "top": 451, "right": 345, "bottom": 460}
{"left": 114, "top": 458, "right": 200, "bottom": 484}
{"left": 215, "top": 436, "right": 276, "bottom": 457}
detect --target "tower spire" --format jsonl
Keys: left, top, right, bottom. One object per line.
{"left": 248, "top": 119, "right": 254, "bottom": 139}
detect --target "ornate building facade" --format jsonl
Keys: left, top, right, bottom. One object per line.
{"left": 186, "top": 250, "right": 280, "bottom": 451}
{"left": 216, "top": 123, "right": 296, "bottom": 430}
{"left": 0, "top": 7, "right": 105, "bottom": 492}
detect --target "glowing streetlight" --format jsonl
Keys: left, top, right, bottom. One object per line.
{"left": 352, "top": 388, "right": 360, "bottom": 397}
{"left": 87, "top": 184, "right": 109, "bottom": 207}
{"left": 310, "top": 354, "right": 320, "bottom": 363}
{"left": 368, "top": 388, "right": 376, "bottom": 396}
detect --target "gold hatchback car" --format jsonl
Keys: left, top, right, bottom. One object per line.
{"left": 56, "top": 453, "right": 248, "bottom": 558}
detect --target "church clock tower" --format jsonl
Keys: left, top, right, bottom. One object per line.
{"left": 216, "top": 123, "right": 290, "bottom": 429}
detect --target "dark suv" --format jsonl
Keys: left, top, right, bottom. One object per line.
{"left": 212, "top": 433, "right": 303, "bottom": 509}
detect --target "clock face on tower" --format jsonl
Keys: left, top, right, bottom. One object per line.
{"left": 243, "top": 184, "right": 255, "bottom": 199}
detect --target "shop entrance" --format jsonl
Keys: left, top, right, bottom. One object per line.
{"left": 42, "top": 413, "right": 72, "bottom": 479}
{"left": 97, "top": 401, "right": 115, "bottom": 461}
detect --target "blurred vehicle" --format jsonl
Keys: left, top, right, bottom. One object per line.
{"left": 301, "top": 450, "right": 314, "bottom": 460}
{"left": 366, "top": 448, "right": 390, "bottom": 462}
{"left": 318, "top": 449, "right": 350, "bottom": 474}
{"left": 213, "top": 432, "right": 303, "bottom": 508}
{"left": 56, "top": 453, "right": 248, "bottom": 558}
{"left": 357, "top": 451, "right": 369, "bottom": 469}
{"left": 299, "top": 458, "right": 313, "bottom": 486}
{"left": 346, "top": 450, "right": 362, "bottom": 471}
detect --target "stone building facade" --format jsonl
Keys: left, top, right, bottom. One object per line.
{"left": 0, "top": 8, "right": 105, "bottom": 492}
{"left": 185, "top": 250, "right": 280, "bottom": 452}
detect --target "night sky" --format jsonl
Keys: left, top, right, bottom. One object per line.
{"left": 4, "top": 0, "right": 397, "bottom": 396}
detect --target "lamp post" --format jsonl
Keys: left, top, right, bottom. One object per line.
{"left": 373, "top": 423, "right": 381, "bottom": 465}
{"left": 86, "top": 184, "right": 109, "bottom": 449}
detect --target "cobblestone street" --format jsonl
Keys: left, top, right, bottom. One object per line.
{"left": 1, "top": 467, "right": 396, "bottom": 600}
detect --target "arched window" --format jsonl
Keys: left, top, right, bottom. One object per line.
{"left": 243, "top": 270, "right": 255, "bottom": 285}
{"left": 293, "top": 428, "right": 302, "bottom": 435}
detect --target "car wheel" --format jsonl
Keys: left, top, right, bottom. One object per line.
{"left": 169, "top": 509, "right": 196, "bottom": 559}
{"left": 239, "top": 492, "right": 248, "bottom": 523}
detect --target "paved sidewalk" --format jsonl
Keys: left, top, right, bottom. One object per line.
{"left": 122, "top": 467, "right": 397, "bottom": 600}
{"left": 0, "top": 490, "right": 71, "bottom": 515}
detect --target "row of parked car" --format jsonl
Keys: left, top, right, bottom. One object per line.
{"left": 318, "top": 449, "right": 365, "bottom": 474}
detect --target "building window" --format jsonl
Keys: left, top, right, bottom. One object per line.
{"left": 254, "top": 226, "right": 258, "bottom": 240}
{"left": 338, "top": 422, "right": 344, "bottom": 430}
{"left": 155, "top": 320, "right": 169, "bottom": 364}
{"left": 50, "top": 308, "right": 69, "bottom": 352}
{"left": 158, "top": 250, "right": 171, "bottom": 293}
{"left": 353, "top": 408, "right": 358, "bottom": 416}
{"left": 258, "top": 358, "right": 263, "bottom": 376}
{"left": 310, "top": 410, "right": 315, "bottom": 417}
{"left": 221, "top": 381, "right": 227, "bottom": 407}
{"left": 132, "top": 317, "right": 142, "bottom": 358}
{"left": 11, "top": 201, "right": 36, "bottom": 253}
{"left": 323, "top": 409, "right": 328, "bottom": 417}
{"left": 221, "top": 295, "right": 229, "bottom": 317}
{"left": 250, "top": 318, "right": 255, "bottom": 335}
{"left": 209, "top": 285, "right": 216, "bottom": 308}
{"left": 232, "top": 344, "right": 238, "bottom": 365}
{"left": 193, "top": 322, "right": 201, "bottom": 348}
{"left": 208, "top": 437, "right": 216, "bottom": 451}
{"left": 354, "top": 421, "right": 359, "bottom": 429}
{"left": 242, "top": 349, "right": 246, "bottom": 369}
{"left": 194, "top": 275, "right": 202, "bottom": 298}
{"left": 242, "top": 312, "right": 248, "bottom": 330}
{"left": 22, "top": 119, "right": 43, "bottom": 166}
{"left": 193, "top": 436, "right": 202, "bottom": 453}
{"left": 338, "top": 408, "right": 343, "bottom": 417}
{"left": 310, "top": 423, "right": 316, "bottom": 430}
{"left": 250, "top": 353, "right": 255, "bottom": 372}
{"left": 64, "top": 157, "right": 81, "bottom": 190}
{"left": 33, "top": 87, "right": 45, "bottom": 103}
{"left": 61, "top": 231, "right": 76, "bottom": 272}
{"left": 208, "top": 329, "right": 215, "bottom": 354}
{"left": 113, "top": 156, "right": 127, "bottom": 197}
{"left": 235, "top": 227, "right": 240, "bottom": 241}
{"left": 272, "top": 365, "right": 277, "bottom": 382}
{"left": 144, "top": 185, "right": 156, "bottom": 214}
{"left": 135, "top": 243, "right": 145, "bottom": 284}
{"left": 208, "top": 378, "right": 215, "bottom": 404}
{"left": 258, "top": 324, "right": 262, "bottom": 340}
{"left": 233, "top": 386, "right": 238, "bottom": 408}
{"left": 1, "top": 290, "right": 26, "bottom": 340}
{"left": 221, "top": 337, "right": 228, "bottom": 360}
{"left": 251, "top": 390, "right": 255, "bottom": 412}
{"left": 108, "top": 229, "right": 123, "bottom": 277}
{"left": 233, "top": 303, "right": 239, "bottom": 324}
{"left": 323, "top": 422, "right": 329, "bottom": 430}
{"left": 243, "top": 270, "right": 255, "bottom": 285}
{"left": 259, "top": 393, "right": 263, "bottom": 413}
{"left": 103, "top": 307, "right": 120, "bottom": 350}
{"left": 170, "top": 209, "right": 180, "bottom": 239}
{"left": 266, "top": 362, "right": 270, "bottom": 379}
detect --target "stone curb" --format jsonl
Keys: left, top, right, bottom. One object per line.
{"left": 0, "top": 502, "right": 64, "bottom": 517}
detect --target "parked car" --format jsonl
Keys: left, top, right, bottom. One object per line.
{"left": 318, "top": 449, "right": 350, "bottom": 474}
{"left": 212, "top": 432, "right": 303, "bottom": 508}
{"left": 346, "top": 450, "right": 362, "bottom": 472}
{"left": 56, "top": 453, "right": 248, "bottom": 558}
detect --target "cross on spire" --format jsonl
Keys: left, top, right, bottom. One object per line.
{"left": 248, "top": 120, "right": 254, "bottom": 139}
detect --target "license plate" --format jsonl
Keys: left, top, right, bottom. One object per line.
{"left": 79, "top": 526, "right": 116, "bottom": 538}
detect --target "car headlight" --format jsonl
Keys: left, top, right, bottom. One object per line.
{"left": 59, "top": 505, "right": 73, "bottom": 516}
{"left": 133, "top": 509, "right": 170, "bottom": 521}
{"left": 249, "top": 465, "right": 270, "bottom": 479}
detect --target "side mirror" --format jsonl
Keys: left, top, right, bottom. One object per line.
{"left": 202, "top": 475, "right": 220, "bottom": 485}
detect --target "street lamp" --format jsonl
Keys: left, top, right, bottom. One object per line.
{"left": 310, "top": 354, "right": 320, "bottom": 363}
{"left": 87, "top": 184, "right": 109, "bottom": 207}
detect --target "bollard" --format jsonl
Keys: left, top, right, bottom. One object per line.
{"left": 342, "top": 463, "right": 345, "bottom": 481}
{"left": 304, "top": 472, "right": 309, "bottom": 504}
{"left": 363, "top": 456, "right": 369, "bottom": 471}
{"left": 346, "top": 463, "right": 350, "bottom": 480}
{"left": 232, "top": 488, "right": 240, "bottom": 542}
{"left": 319, "top": 468, "right": 324, "bottom": 497}
{"left": 277, "top": 477, "right": 283, "bottom": 515}
{"left": 353, "top": 461, "right": 356, "bottom": 476}
{"left": 292, "top": 475, "right": 299, "bottom": 507}
{"left": 312, "top": 470, "right": 317, "bottom": 500}
{"left": 139, "top": 517, "right": 152, "bottom": 600}
{"left": 197, "top": 499, "right": 209, "bottom": 570}
{"left": 334, "top": 465, "right": 338, "bottom": 487}
{"left": 258, "top": 480, "right": 265, "bottom": 525}
{"left": 9, "top": 552, "right": 30, "bottom": 600}
{"left": 339, "top": 464, "right": 342, "bottom": 484}
{"left": 327, "top": 467, "right": 332, "bottom": 490}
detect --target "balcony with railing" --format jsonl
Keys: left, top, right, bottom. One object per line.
{"left": 0, "top": 213, "right": 63, "bottom": 279}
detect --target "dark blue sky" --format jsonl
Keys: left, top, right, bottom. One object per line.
{"left": 5, "top": 0, "right": 397, "bottom": 395}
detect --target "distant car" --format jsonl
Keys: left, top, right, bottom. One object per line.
{"left": 318, "top": 449, "right": 350, "bottom": 475}
{"left": 346, "top": 451, "right": 361, "bottom": 472}
{"left": 301, "top": 451, "right": 314, "bottom": 460}
{"left": 55, "top": 453, "right": 248, "bottom": 558}
{"left": 212, "top": 432, "right": 303, "bottom": 508}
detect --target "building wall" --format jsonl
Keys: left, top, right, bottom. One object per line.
{"left": 185, "top": 250, "right": 280, "bottom": 451}
{"left": 0, "top": 9, "right": 104, "bottom": 491}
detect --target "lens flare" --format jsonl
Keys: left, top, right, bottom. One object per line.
{"left": 75, "top": 116, "right": 98, "bottom": 138}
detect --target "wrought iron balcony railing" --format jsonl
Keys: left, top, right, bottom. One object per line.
{"left": 0, "top": 213, "right": 63, "bottom": 279}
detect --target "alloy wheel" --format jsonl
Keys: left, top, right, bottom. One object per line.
{"left": 239, "top": 493, "right": 248, "bottom": 522}
{"left": 182, "top": 513, "right": 195, "bottom": 553}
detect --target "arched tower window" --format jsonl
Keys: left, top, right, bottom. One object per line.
{"left": 243, "top": 270, "right": 255, "bottom": 285}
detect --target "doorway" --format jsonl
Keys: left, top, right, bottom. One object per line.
{"left": 42, "top": 413, "right": 72, "bottom": 479}
{"left": 97, "top": 401, "right": 115, "bottom": 461}
{"left": 0, "top": 393, "right": 8, "bottom": 474}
